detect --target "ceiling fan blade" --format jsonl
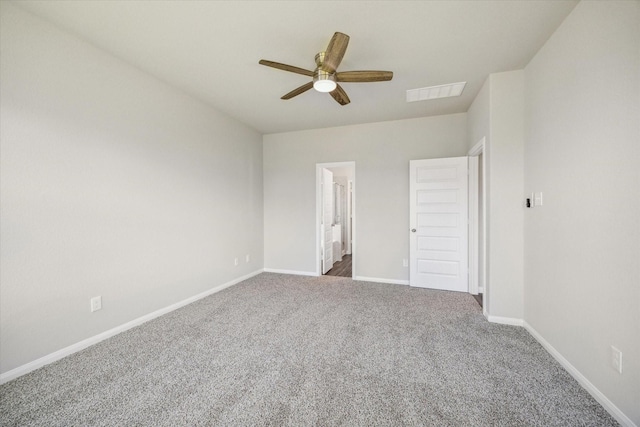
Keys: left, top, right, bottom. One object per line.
{"left": 259, "top": 60, "right": 314, "bottom": 77}
{"left": 330, "top": 84, "right": 350, "bottom": 106}
{"left": 281, "top": 82, "right": 314, "bottom": 100}
{"left": 322, "top": 32, "right": 350, "bottom": 73}
{"left": 336, "top": 70, "right": 393, "bottom": 83}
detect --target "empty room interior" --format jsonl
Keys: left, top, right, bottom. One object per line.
{"left": 1, "top": 1, "right": 638, "bottom": 426}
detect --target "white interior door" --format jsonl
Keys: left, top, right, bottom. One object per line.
{"left": 321, "top": 168, "right": 334, "bottom": 274}
{"left": 409, "top": 157, "right": 468, "bottom": 291}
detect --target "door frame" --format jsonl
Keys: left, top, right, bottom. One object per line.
{"left": 315, "top": 161, "right": 356, "bottom": 278}
{"left": 468, "top": 137, "right": 487, "bottom": 314}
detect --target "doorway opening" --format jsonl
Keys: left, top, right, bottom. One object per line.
{"left": 316, "top": 162, "right": 355, "bottom": 278}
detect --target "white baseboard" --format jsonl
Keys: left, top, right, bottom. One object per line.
{"left": 486, "top": 314, "right": 524, "bottom": 326}
{"left": 524, "top": 322, "right": 636, "bottom": 427}
{"left": 0, "top": 269, "right": 263, "bottom": 385}
{"left": 263, "top": 268, "right": 318, "bottom": 277}
{"left": 354, "top": 276, "right": 409, "bottom": 286}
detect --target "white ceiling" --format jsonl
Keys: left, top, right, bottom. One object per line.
{"left": 14, "top": 0, "right": 578, "bottom": 134}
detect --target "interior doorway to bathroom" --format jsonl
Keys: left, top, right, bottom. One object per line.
{"left": 316, "top": 162, "right": 355, "bottom": 278}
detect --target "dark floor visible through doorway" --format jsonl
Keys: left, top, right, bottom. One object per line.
{"left": 473, "top": 293, "right": 483, "bottom": 308}
{"left": 325, "top": 254, "right": 352, "bottom": 278}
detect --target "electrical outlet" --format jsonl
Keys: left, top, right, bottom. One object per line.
{"left": 402, "top": 259, "right": 408, "bottom": 267}
{"left": 611, "top": 346, "right": 622, "bottom": 374}
{"left": 90, "top": 296, "right": 102, "bottom": 312}
{"left": 234, "top": 257, "right": 239, "bottom": 266}
{"left": 246, "top": 254, "right": 250, "bottom": 263}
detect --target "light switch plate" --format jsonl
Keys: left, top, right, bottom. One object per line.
{"left": 611, "top": 346, "right": 622, "bottom": 374}
{"left": 534, "top": 192, "right": 543, "bottom": 206}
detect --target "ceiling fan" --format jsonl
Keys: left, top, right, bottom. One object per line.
{"left": 259, "top": 32, "right": 393, "bottom": 106}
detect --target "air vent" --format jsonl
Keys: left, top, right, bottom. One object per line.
{"left": 406, "top": 82, "right": 466, "bottom": 102}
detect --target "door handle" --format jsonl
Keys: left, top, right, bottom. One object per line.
{"left": 411, "top": 228, "right": 416, "bottom": 233}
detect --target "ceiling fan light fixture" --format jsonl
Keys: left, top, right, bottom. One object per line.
{"left": 313, "top": 69, "right": 337, "bottom": 93}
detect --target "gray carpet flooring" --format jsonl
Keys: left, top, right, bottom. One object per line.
{"left": 0, "top": 273, "right": 618, "bottom": 426}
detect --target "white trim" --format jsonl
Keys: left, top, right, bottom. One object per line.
{"left": 524, "top": 322, "right": 636, "bottom": 427}
{"left": 0, "top": 269, "right": 263, "bottom": 385}
{"left": 468, "top": 137, "right": 488, "bottom": 315}
{"left": 354, "top": 276, "right": 409, "bottom": 286}
{"left": 486, "top": 315, "right": 523, "bottom": 326}
{"left": 468, "top": 155, "right": 479, "bottom": 295}
{"left": 468, "top": 137, "right": 485, "bottom": 156}
{"left": 263, "top": 268, "right": 318, "bottom": 277}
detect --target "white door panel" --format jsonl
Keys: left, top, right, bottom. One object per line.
{"left": 410, "top": 157, "right": 468, "bottom": 291}
{"left": 321, "top": 168, "right": 334, "bottom": 274}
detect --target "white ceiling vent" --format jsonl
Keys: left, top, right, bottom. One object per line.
{"left": 406, "top": 82, "right": 466, "bottom": 102}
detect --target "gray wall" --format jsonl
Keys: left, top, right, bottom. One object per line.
{"left": 487, "top": 71, "right": 525, "bottom": 321}
{"left": 466, "top": 77, "right": 490, "bottom": 151}
{"left": 466, "top": 71, "right": 525, "bottom": 321}
{"left": 0, "top": 3, "right": 263, "bottom": 374}
{"left": 523, "top": 1, "right": 639, "bottom": 422}
{"left": 263, "top": 114, "right": 467, "bottom": 281}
